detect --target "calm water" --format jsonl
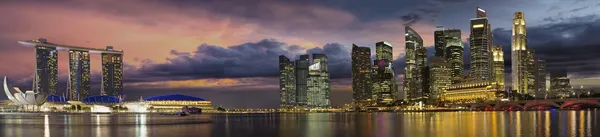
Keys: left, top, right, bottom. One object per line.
{"left": 1, "top": 110, "right": 599, "bottom": 137}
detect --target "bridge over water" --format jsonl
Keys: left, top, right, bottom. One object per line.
{"left": 455, "top": 98, "right": 600, "bottom": 110}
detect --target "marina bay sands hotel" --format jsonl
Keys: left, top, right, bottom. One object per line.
{"left": 17, "top": 38, "right": 123, "bottom": 101}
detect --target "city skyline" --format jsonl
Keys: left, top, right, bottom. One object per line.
{"left": 1, "top": 0, "right": 600, "bottom": 108}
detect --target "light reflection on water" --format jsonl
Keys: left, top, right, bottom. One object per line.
{"left": 1, "top": 110, "right": 599, "bottom": 137}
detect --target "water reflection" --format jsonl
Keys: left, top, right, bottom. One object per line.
{"left": 0, "top": 111, "right": 599, "bottom": 137}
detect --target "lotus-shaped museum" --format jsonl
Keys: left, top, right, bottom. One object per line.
{"left": 4, "top": 77, "right": 47, "bottom": 105}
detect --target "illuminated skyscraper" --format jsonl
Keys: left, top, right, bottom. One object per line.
{"left": 307, "top": 54, "right": 330, "bottom": 108}
{"left": 524, "top": 49, "right": 537, "bottom": 95}
{"left": 279, "top": 55, "right": 296, "bottom": 108}
{"left": 534, "top": 59, "right": 547, "bottom": 98}
{"left": 68, "top": 50, "right": 91, "bottom": 101}
{"left": 435, "top": 28, "right": 464, "bottom": 83}
{"left": 404, "top": 26, "right": 427, "bottom": 100}
{"left": 491, "top": 46, "right": 504, "bottom": 86}
{"left": 295, "top": 55, "right": 310, "bottom": 106}
{"left": 373, "top": 41, "right": 397, "bottom": 104}
{"left": 101, "top": 46, "right": 123, "bottom": 97}
{"left": 434, "top": 26, "right": 446, "bottom": 58}
{"left": 550, "top": 70, "right": 571, "bottom": 98}
{"left": 429, "top": 57, "right": 451, "bottom": 101}
{"left": 511, "top": 12, "right": 532, "bottom": 95}
{"left": 33, "top": 39, "right": 58, "bottom": 95}
{"left": 351, "top": 44, "right": 372, "bottom": 106}
{"left": 469, "top": 7, "right": 493, "bottom": 81}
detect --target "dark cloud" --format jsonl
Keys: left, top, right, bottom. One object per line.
{"left": 570, "top": 6, "right": 590, "bottom": 12}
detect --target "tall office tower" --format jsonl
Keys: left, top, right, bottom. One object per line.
{"left": 351, "top": 44, "right": 372, "bottom": 106}
{"left": 534, "top": 60, "right": 547, "bottom": 98}
{"left": 33, "top": 40, "right": 58, "bottom": 95}
{"left": 372, "top": 41, "right": 397, "bottom": 104}
{"left": 307, "top": 54, "right": 330, "bottom": 108}
{"left": 295, "top": 55, "right": 310, "bottom": 106}
{"left": 434, "top": 26, "right": 446, "bottom": 58}
{"left": 511, "top": 12, "right": 531, "bottom": 95}
{"left": 443, "top": 29, "right": 464, "bottom": 84}
{"left": 520, "top": 49, "right": 537, "bottom": 96}
{"left": 550, "top": 70, "right": 571, "bottom": 98}
{"left": 429, "top": 57, "right": 451, "bottom": 101}
{"left": 68, "top": 50, "right": 91, "bottom": 101}
{"left": 101, "top": 46, "right": 123, "bottom": 97}
{"left": 279, "top": 55, "right": 296, "bottom": 108}
{"left": 470, "top": 7, "right": 493, "bottom": 81}
{"left": 491, "top": 45, "right": 504, "bottom": 86}
{"left": 404, "top": 26, "right": 427, "bottom": 100}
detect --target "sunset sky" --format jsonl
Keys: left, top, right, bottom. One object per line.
{"left": 1, "top": 0, "right": 599, "bottom": 108}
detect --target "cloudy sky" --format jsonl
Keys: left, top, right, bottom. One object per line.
{"left": 0, "top": 0, "right": 599, "bottom": 108}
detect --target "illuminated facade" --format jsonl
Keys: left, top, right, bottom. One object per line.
{"left": 18, "top": 38, "right": 124, "bottom": 99}
{"left": 101, "top": 46, "right": 123, "bottom": 97}
{"left": 511, "top": 12, "right": 532, "bottom": 95}
{"left": 469, "top": 7, "right": 493, "bottom": 81}
{"left": 441, "top": 81, "right": 502, "bottom": 104}
{"left": 534, "top": 59, "right": 547, "bottom": 98}
{"left": 143, "top": 94, "right": 214, "bottom": 112}
{"left": 68, "top": 50, "right": 91, "bottom": 101}
{"left": 404, "top": 26, "right": 427, "bottom": 100}
{"left": 372, "top": 41, "right": 397, "bottom": 104}
{"left": 279, "top": 55, "right": 296, "bottom": 108}
{"left": 523, "top": 49, "right": 537, "bottom": 95}
{"left": 351, "top": 44, "right": 372, "bottom": 106}
{"left": 429, "top": 57, "right": 452, "bottom": 100}
{"left": 491, "top": 46, "right": 504, "bottom": 86}
{"left": 295, "top": 55, "right": 310, "bottom": 106}
{"left": 34, "top": 40, "right": 58, "bottom": 95}
{"left": 550, "top": 70, "right": 570, "bottom": 98}
{"left": 307, "top": 54, "right": 330, "bottom": 108}
{"left": 436, "top": 28, "right": 463, "bottom": 83}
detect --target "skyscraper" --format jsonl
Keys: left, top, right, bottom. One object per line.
{"left": 404, "top": 26, "right": 427, "bottom": 100}
{"left": 68, "top": 50, "right": 91, "bottom": 101}
{"left": 469, "top": 7, "right": 493, "bottom": 81}
{"left": 535, "top": 59, "right": 547, "bottom": 98}
{"left": 550, "top": 70, "right": 570, "bottom": 98}
{"left": 372, "top": 41, "right": 397, "bottom": 104}
{"left": 429, "top": 57, "right": 451, "bottom": 101}
{"left": 279, "top": 55, "right": 296, "bottom": 108}
{"left": 512, "top": 12, "right": 532, "bottom": 95}
{"left": 307, "top": 54, "right": 330, "bottom": 108}
{"left": 351, "top": 44, "right": 372, "bottom": 106}
{"left": 295, "top": 55, "right": 310, "bottom": 106}
{"left": 434, "top": 26, "right": 446, "bottom": 58}
{"left": 33, "top": 39, "right": 58, "bottom": 95}
{"left": 438, "top": 28, "right": 464, "bottom": 83}
{"left": 101, "top": 46, "right": 123, "bottom": 97}
{"left": 491, "top": 45, "right": 504, "bottom": 86}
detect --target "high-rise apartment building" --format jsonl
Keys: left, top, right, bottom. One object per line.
{"left": 101, "top": 46, "right": 123, "bottom": 97}
{"left": 279, "top": 55, "right": 296, "bottom": 108}
{"left": 491, "top": 46, "right": 504, "bottom": 86}
{"left": 511, "top": 12, "right": 532, "bottom": 95}
{"left": 68, "top": 50, "right": 91, "bottom": 101}
{"left": 372, "top": 41, "right": 397, "bottom": 104}
{"left": 469, "top": 7, "right": 493, "bottom": 81}
{"left": 307, "top": 54, "right": 330, "bottom": 108}
{"left": 33, "top": 41, "right": 58, "bottom": 95}
{"left": 295, "top": 55, "right": 310, "bottom": 106}
{"left": 404, "top": 26, "right": 428, "bottom": 100}
{"left": 351, "top": 44, "right": 372, "bottom": 106}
